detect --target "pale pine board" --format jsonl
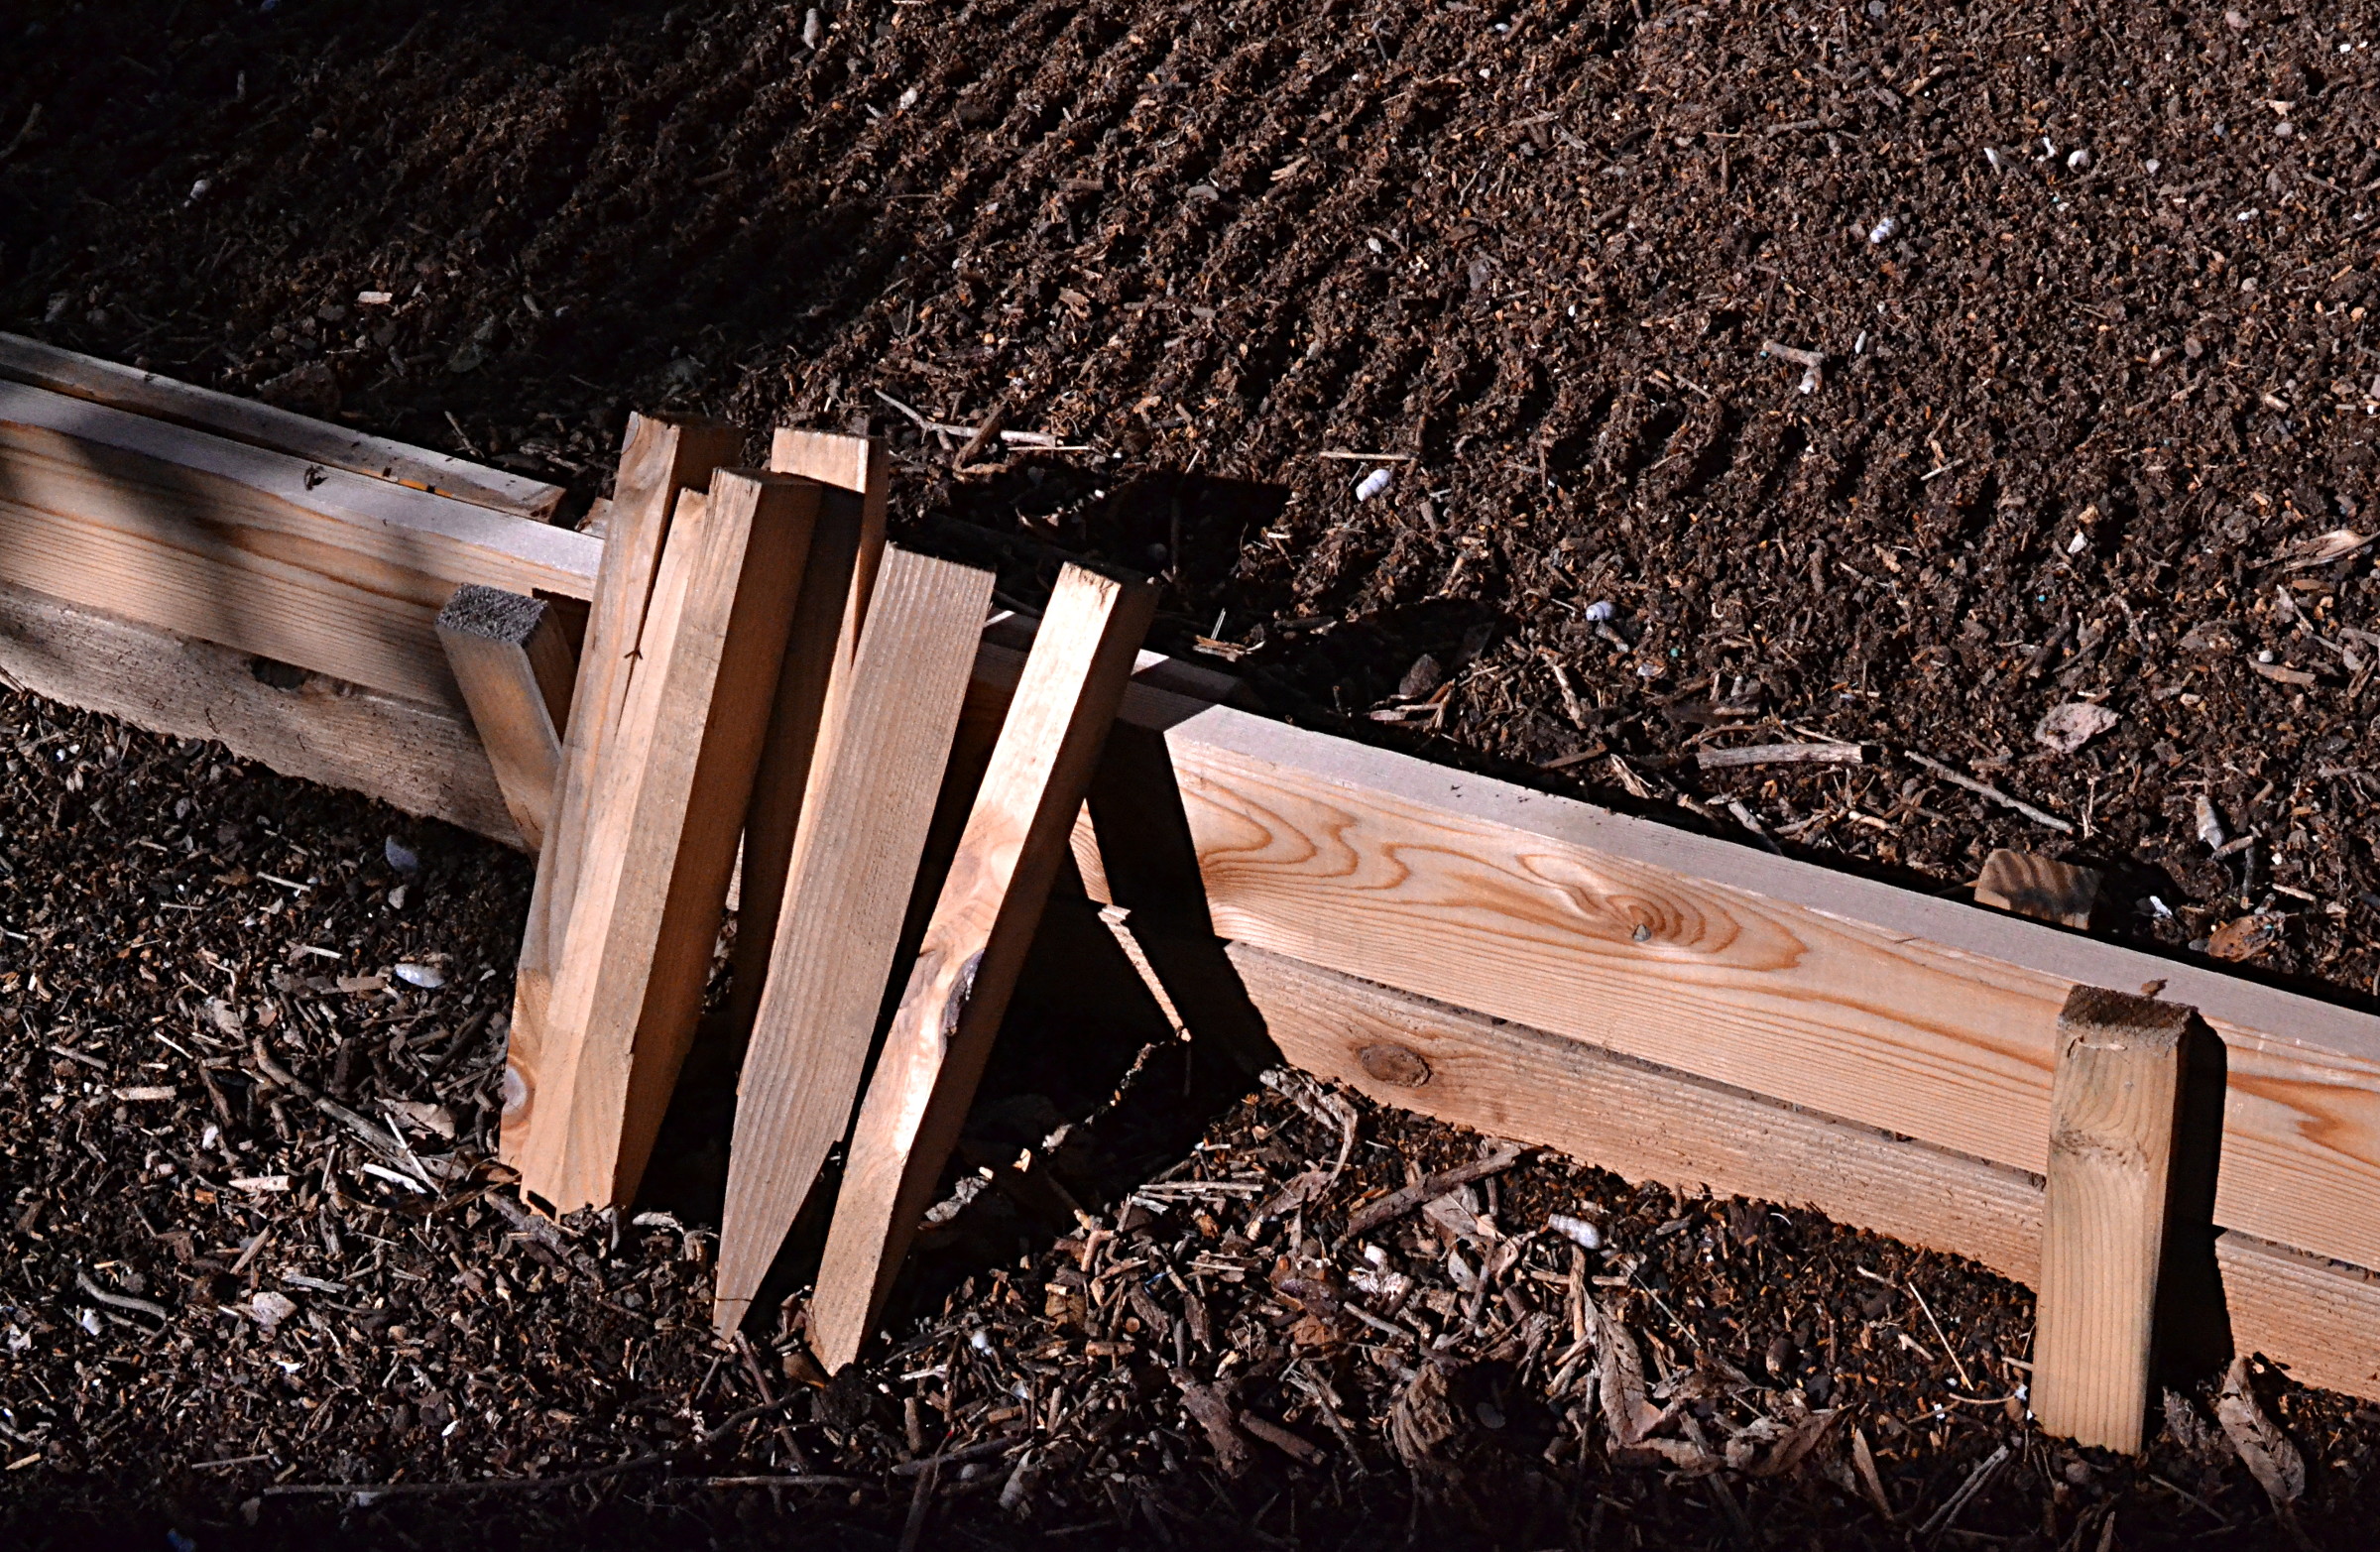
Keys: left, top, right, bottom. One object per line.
{"left": 0, "top": 575, "right": 519, "bottom": 844}
{"left": 517, "top": 473, "right": 816, "bottom": 1211}
{"left": 437, "top": 585, "right": 574, "bottom": 853}
{"left": 712, "top": 547, "right": 995, "bottom": 1333}
{"left": 806, "top": 564, "right": 1156, "bottom": 1367}
{"left": 1158, "top": 705, "right": 2380, "bottom": 1277}
{"left": 0, "top": 331, "right": 566, "bottom": 520}
{"left": 0, "top": 384, "right": 595, "bottom": 707}
{"left": 1233, "top": 943, "right": 2380, "bottom": 1403}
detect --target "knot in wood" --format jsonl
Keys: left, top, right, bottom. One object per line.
{"left": 1356, "top": 1042, "right": 1432, "bottom": 1088}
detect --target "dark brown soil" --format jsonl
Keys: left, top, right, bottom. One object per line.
{"left": 9, "top": 0, "right": 2380, "bottom": 1544}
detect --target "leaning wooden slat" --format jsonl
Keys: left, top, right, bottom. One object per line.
{"left": 0, "top": 383, "right": 597, "bottom": 707}
{"left": 1155, "top": 703, "right": 2380, "bottom": 1277}
{"left": 0, "top": 575, "right": 519, "bottom": 845}
{"left": 436, "top": 585, "right": 576, "bottom": 853}
{"left": 501, "top": 415, "right": 739, "bottom": 1184}
{"left": 2031, "top": 988, "right": 2208, "bottom": 1454}
{"left": 716, "top": 431, "right": 889, "bottom": 1044}
{"left": 1233, "top": 942, "right": 2380, "bottom": 1403}
{"left": 711, "top": 548, "right": 998, "bottom": 1335}
{"left": 0, "top": 332, "right": 566, "bottom": 520}
{"left": 807, "top": 563, "right": 1157, "bottom": 1368}
{"left": 511, "top": 470, "right": 816, "bottom": 1212}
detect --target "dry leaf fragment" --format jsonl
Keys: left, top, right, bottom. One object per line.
{"left": 2035, "top": 700, "right": 2119, "bottom": 754}
{"left": 1592, "top": 1297, "right": 1668, "bottom": 1447}
{"left": 2216, "top": 1356, "right": 2306, "bottom": 1510}
{"left": 2206, "top": 914, "right": 2285, "bottom": 962}
{"left": 1171, "top": 1369, "right": 1250, "bottom": 1477}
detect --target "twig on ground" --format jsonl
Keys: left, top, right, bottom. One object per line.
{"left": 1902, "top": 752, "right": 2074, "bottom": 834}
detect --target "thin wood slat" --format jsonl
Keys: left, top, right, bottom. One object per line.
{"left": 2032, "top": 988, "right": 2213, "bottom": 1453}
{"left": 509, "top": 470, "right": 817, "bottom": 1211}
{"left": 0, "top": 381, "right": 596, "bottom": 708}
{"left": 806, "top": 563, "right": 1156, "bottom": 1368}
{"left": 0, "top": 575, "right": 520, "bottom": 844}
{"left": 1150, "top": 703, "right": 2380, "bottom": 1279}
{"left": 1231, "top": 942, "right": 2380, "bottom": 1403}
{"left": 1973, "top": 848, "right": 2102, "bottom": 930}
{"left": 436, "top": 585, "right": 576, "bottom": 853}
{"left": 502, "top": 415, "right": 739, "bottom": 1183}
{"left": 0, "top": 332, "right": 566, "bottom": 521}
{"left": 712, "top": 547, "right": 997, "bottom": 1333}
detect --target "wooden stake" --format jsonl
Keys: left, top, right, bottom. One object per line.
{"left": 511, "top": 468, "right": 816, "bottom": 1211}
{"left": 2032, "top": 986, "right": 2213, "bottom": 1453}
{"left": 715, "top": 432, "right": 889, "bottom": 1053}
{"left": 437, "top": 585, "right": 576, "bottom": 852}
{"left": 712, "top": 546, "right": 995, "bottom": 1334}
{"left": 807, "top": 563, "right": 1156, "bottom": 1369}
{"left": 501, "top": 414, "right": 738, "bottom": 1185}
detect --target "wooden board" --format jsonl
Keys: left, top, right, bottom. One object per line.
{"left": 806, "top": 563, "right": 1157, "bottom": 1368}
{"left": 436, "top": 585, "right": 575, "bottom": 853}
{"left": 0, "top": 381, "right": 597, "bottom": 707}
{"left": 0, "top": 332, "right": 567, "bottom": 521}
{"left": 1231, "top": 943, "right": 2380, "bottom": 1402}
{"left": 712, "top": 547, "right": 996, "bottom": 1334}
{"left": 509, "top": 471, "right": 815, "bottom": 1212}
{"left": 1151, "top": 704, "right": 2380, "bottom": 1278}
{"left": 2032, "top": 988, "right": 2200, "bottom": 1453}
{"left": 502, "top": 415, "right": 740, "bottom": 1184}
{"left": 0, "top": 575, "right": 520, "bottom": 845}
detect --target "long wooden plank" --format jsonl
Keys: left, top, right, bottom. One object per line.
{"left": 0, "top": 332, "right": 566, "bottom": 521}
{"left": 0, "top": 383, "right": 597, "bottom": 707}
{"left": 0, "top": 575, "right": 520, "bottom": 845}
{"left": 2033, "top": 988, "right": 2201, "bottom": 1453}
{"left": 807, "top": 564, "right": 1156, "bottom": 1368}
{"left": 502, "top": 415, "right": 739, "bottom": 1185}
{"left": 712, "top": 547, "right": 997, "bottom": 1334}
{"left": 436, "top": 585, "right": 575, "bottom": 853}
{"left": 1154, "top": 704, "right": 2380, "bottom": 1278}
{"left": 1231, "top": 943, "right": 2380, "bottom": 1403}
{"left": 510, "top": 470, "right": 815, "bottom": 1212}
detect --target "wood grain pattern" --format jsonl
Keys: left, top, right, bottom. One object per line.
{"left": 502, "top": 415, "right": 739, "bottom": 1185}
{"left": 0, "top": 575, "right": 520, "bottom": 844}
{"left": 1156, "top": 704, "right": 2380, "bottom": 1276}
{"left": 1230, "top": 943, "right": 2380, "bottom": 1402}
{"left": 805, "top": 564, "right": 1157, "bottom": 1367}
{"left": 2032, "top": 988, "right": 2198, "bottom": 1453}
{"left": 1974, "top": 848, "right": 2102, "bottom": 930}
{"left": 0, "top": 331, "right": 566, "bottom": 520}
{"left": 770, "top": 429, "right": 888, "bottom": 763}
{"left": 436, "top": 585, "right": 575, "bottom": 853}
{"left": 0, "top": 385, "right": 598, "bottom": 706}
{"left": 712, "top": 547, "right": 996, "bottom": 1333}
{"left": 511, "top": 471, "right": 814, "bottom": 1211}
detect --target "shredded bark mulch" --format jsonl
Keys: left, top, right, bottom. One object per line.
{"left": 1, "top": 693, "right": 2375, "bottom": 1548}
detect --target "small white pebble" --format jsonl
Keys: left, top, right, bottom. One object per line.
{"left": 1546, "top": 1213, "right": 1604, "bottom": 1251}
{"left": 395, "top": 962, "right": 445, "bottom": 990}
{"left": 79, "top": 1308, "right": 103, "bottom": 1336}
{"left": 2146, "top": 158, "right": 2161, "bottom": 175}
{"left": 185, "top": 179, "right": 211, "bottom": 205}
{"left": 1867, "top": 215, "right": 1898, "bottom": 245}
{"left": 802, "top": 7, "right": 823, "bottom": 47}
{"left": 2258, "top": 649, "right": 2276, "bottom": 663}
{"left": 2067, "top": 147, "right": 2091, "bottom": 170}
{"left": 1984, "top": 148, "right": 2002, "bottom": 172}
{"left": 897, "top": 86, "right": 918, "bottom": 111}
{"left": 2067, "top": 531, "right": 2087, "bottom": 554}
{"left": 1355, "top": 467, "right": 1393, "bottom": 502}
{"left": 1583, "top": 599, "right": 1616, "bottom": 622}
{"left": 384, "top": 836, "right": 419, "bottom": 873}
{"left": 1798, "top": 364, "right": 1821, "bottom": 395}
{"left": 356, "top": 290, "right": 394, "bottom": 305}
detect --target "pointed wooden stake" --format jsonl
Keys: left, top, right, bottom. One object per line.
{"left": 711, "top": 546, "right": 996, "bottom": 1333}
{"left": 512, "top": 468, "right": 816, "bottom": 1210}
{"left": 2032, "top": 985, "right": 2222, "bottom": 1453}
{"left": 501, "top": 414, "right": 738, "bottom": 1185}
{"left": 806, "top": 562, "right": 1156, "bottom": 1369}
